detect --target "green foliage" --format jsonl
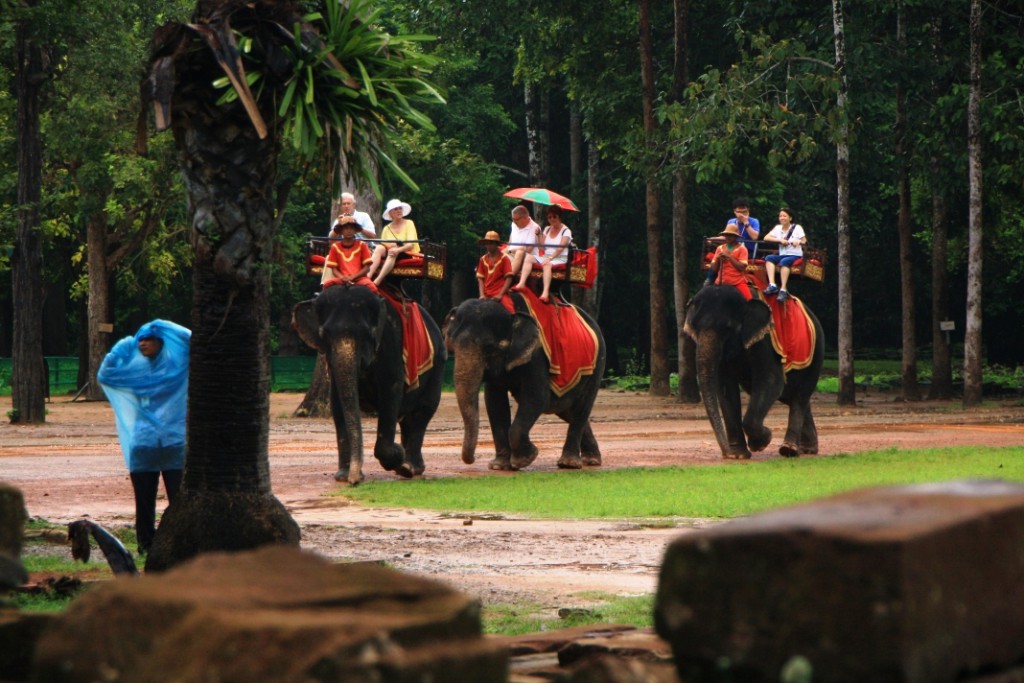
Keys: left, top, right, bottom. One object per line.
{"left": 217, "top": 0, "right": 445, "bottom": 195}
{"left": 336, "top": 447, "right": 1024, "bottom": 519}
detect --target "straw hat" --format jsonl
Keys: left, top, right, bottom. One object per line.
{"left": 477, "top": 230, "right": 503, "bottom": 245}
{"left": 719, "top": 223, "right": 741, "bottom": 237}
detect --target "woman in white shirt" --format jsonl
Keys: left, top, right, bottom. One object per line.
{"left": 762, "top": 207, "right": 806, "bottom": 302}
{"left": 513, "top": 205, "right": 572, "bottom": 303}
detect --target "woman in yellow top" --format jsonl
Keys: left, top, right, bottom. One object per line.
{"left": 369, "top": 198, "right": 420, "bottom": 286}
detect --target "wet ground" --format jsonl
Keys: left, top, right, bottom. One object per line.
{"left": 3, "top": 389, "right": 1022, "bottom": 607}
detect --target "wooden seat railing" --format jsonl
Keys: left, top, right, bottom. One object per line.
{"left": 305, "top": 236, "right": 447, "bottom": 282}
{"left": 504, "top": 242, "right": 599, "bottom": 289}
{"left": 702, "top": 237, "right": 826, "bottom": 284}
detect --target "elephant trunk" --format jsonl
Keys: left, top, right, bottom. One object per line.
{"left": 328, "top": 337, "right": 364, "bottom": 483}
{"left": 453, "top": 348, "right": 485, "bottom": 464}
{"left": 695, "top": 330, "right": 732, "bottom": 458}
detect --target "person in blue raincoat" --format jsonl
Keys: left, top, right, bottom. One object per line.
{"left": 97, "top": 320, "right": 190, "bottom": 554}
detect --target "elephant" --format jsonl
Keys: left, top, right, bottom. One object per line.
{"left": 292, "top": 284, "right": 446, "bottom": 483}
{"left": 443, "top": 294, "right": 605, "bottom": 470}
{"left": 684, "top": 284, "right": 824, "bottom": 459}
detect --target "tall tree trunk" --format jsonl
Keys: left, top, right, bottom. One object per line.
{"left": 294, "top": 354, "right": 332, "bottom": 417}
{"left": 832, "top": 0, "right": 855, "bottom": 406}
{"left": 569, "top": 109, "right": 582, "bottom": 198}
{"left": 11, "top": 15, "right": 47, "bottom": 424}
{"left": 86, "top": 214, "right": 113, "bottom": 401}
{"left": 929, "top": 193, "right": 952, "bottom": 399}
{"left": 672, "top": 0, "right": 699, "bottom": 404}
{"left": 927, "top": 15, "right": 952, "bottom": 401}
{"left": 963, "top": 0, "right": 984, "bottom": 407}
{"left": 895, "top": 1, "right": 920, "bottom": 401}
{"left": 539, "top": 92, "right": 551, "bottom": 188}
{"left": 640, "top": 0, "right": 669, "bottom": 396}
{"left": 569, "top": 108, "right": 584, "bottom": 307}
{"left": 146, "top": 49, "right": 299, "bottom": 572}
{"left": 582, "top": 139, "right": 602, "bottom": 318}
{"left": 525, "top": 82, "right": 542, "bottom": 187}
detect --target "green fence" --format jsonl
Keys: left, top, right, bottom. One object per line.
{"left": 0, "top": 355, "right": 322, "bottom": 396}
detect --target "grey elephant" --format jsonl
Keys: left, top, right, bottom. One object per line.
{"left": 444, "top": 293, "right": 605, "bottom": 470}
{"left": 293, "top": 284, "right": 446, "bottom": 483}
{"left": 684, "top": 285, "right": 824, "bottom": 459}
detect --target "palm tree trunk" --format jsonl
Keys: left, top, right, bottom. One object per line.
{"left": 146, "top": 48, "right": 299, "bottom": 572}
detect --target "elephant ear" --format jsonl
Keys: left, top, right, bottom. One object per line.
{"left": 506, "top": 312, "right": 541, "bottom": 371}
{"left": 441, "top": 307, "right": 458, "bottom": 351}
{"left": 292, "top": 299, "right": 327, "bottom": 353}
{"left": 741, "top": 299, "right": 773, "bottom": 349}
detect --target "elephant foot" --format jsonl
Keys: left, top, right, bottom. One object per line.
{"left": 582, "top": 454, "right": 602, "bottom": 467}
{"left": 723, "top": 449, "right": 752, "bottom": 460}
{"left": 557, "top": 454, "right": 583, "bottom": 469}
{"left": 779, "top": 442, "right": 800, "bottom": 458}
{"left": 376, "top": 443, "right": 406, "bottom": 473}
{"left": 335, "top": 468, "right": 364, "bottom": 485}
{"left": 488, "top": 457, "right": 513, "bottom": 471}
{"left": 746, "top": 427, "right": 772, "bottom": 452}
{"left": 510, "top": 444, "right": 539, "bottom": 470}
{"left": 799, "top": 445, "right": 818, "bottom": 455}
{"left": 391, "top": 462, "right": 416, "bottom": 479}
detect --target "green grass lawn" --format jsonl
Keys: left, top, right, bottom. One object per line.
{"left": 336, "top": 446, "right": 1024, "bottom": 519}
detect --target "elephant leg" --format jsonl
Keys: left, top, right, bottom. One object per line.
{"left": 398, "top": 418, "right": 427, "bottom": 476}
{"left": 374, "top": 399, "right": 411, "bottom": 477}
{"left": 484, "top": 384, "right": 514, "bottom": 471}
{"left": 779, "top": 399, "right": 807, "bottom": 458}
{"left": 580, "top": 422, "right": 602, "bottom": 467}
{"left": 742, "top": 384, "right": 780, "bottom": 454}
{"left": 555, "top": 409, "right": 586, "bottom": 469}
{"left": 509, "top": 402, "right": 542, "bottom": 470}
{"left": 798, "top": 408, "right": 818, "bottom": 455}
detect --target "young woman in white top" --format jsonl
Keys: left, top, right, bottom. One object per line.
{"left": 762, "top": 207, "right": 806, "bottom": 302}
{"left": 513, "top": 204, "right": 572, "bottom": 303}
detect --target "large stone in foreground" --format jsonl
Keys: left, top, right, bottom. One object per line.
{"left": 655, "top": 479, "right": 1024, "bottom": 683}
{"left": 33, "top": 546, "right": 507, "bottom": 682}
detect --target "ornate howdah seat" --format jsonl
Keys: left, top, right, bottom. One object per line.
{"left": 306, "top": 237, "right": 447, "bottom": 282}
{"left": 702, "top": 237, "right": 827, "bottom": 286}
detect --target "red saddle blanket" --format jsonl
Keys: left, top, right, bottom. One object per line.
{"left": 516, "top": 289, "right": 600, "bottom": 396}
{"left": 379, "top": 289, "right": 435, "bottom": 390}
{"left": 766, "top": 294, "right": 816, "bottom": 372}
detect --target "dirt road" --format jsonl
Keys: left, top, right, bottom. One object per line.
{"left": 3, "top": 389, "right": 1022, "bottom": 608}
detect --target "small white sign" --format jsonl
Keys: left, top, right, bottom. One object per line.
{"left": 98, "top": 323, "right": 114, "bottom": 333}
{"left": 939, "top": 320, "right": 955, "bottom": 332}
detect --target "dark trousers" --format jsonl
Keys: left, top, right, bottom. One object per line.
{"left": 130, "top": 469, "right": 183, "bottom": 553}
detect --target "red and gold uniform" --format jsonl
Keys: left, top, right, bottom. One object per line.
{"left": 323, "top": 240, "right": 377, "bottom": 292}
{"left": 476, "top": 252, "right": 513, "bottom": 298}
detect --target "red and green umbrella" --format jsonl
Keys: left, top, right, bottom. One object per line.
{"left": 503, "top": 187, "right": 580, "bottom": 212}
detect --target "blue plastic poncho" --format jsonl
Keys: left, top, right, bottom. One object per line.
{"left": 97, "top": 320, "right": 190, "bottom": 472}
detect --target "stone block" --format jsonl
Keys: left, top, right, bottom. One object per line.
{"left": 0, "top": 610, "right": 54, "bottom": 682}
{"left": 32, "top": 545, "right": 508, "bottom": 682}
{"left": 655, "top": 479, "right": 1024, "bottom": 683}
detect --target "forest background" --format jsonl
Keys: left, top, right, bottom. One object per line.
{"left": 2, "top": 0, "right": 1022, "bottom": 404}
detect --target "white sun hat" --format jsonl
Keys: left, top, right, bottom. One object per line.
{"left": 383, "top": 198, "right": 412, "bottom": 219}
